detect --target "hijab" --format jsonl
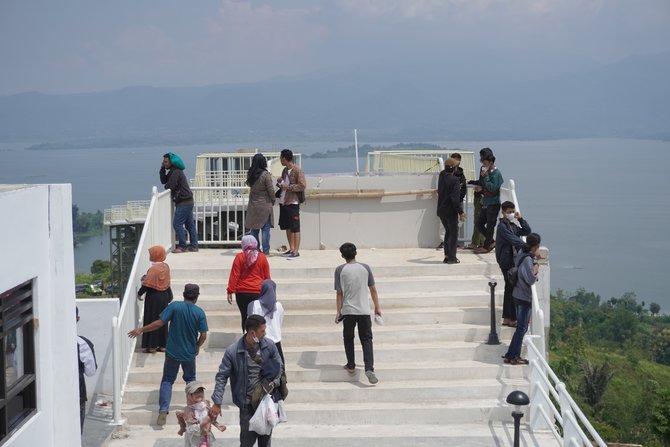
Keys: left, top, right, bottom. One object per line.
{"left": 241, "top": 235, "right": 259, "bottom": 269}
{"left": 248, "top": 279, "right": 277, "bottom": 319}
{"left": 142, "top": 245, "right": 170, "bottom": 291}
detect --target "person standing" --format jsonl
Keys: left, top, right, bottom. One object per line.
{"left": 77, "top": 307, "right": 98, "bottom": 434}
{"left": 128, "top": 284, "right": 208, "bottom": 426}
{"left": 475, "top": 150, "right": 503, "bottom": 254}
{"left": 466, "top": 148, "right": 494, "bottom": 250}
{"left": 276, "top": 148, "right": 306, "bottom": 259}
{"left": 137, "top": 245, "right": 173, "bottom": 353}
{"left": 495, "top": 201, "right": 532, "bottom": 327}
{"left": 227, "top": 235, "right": 272, "bottom": 331}
{"left": 247, "top": 279, "right": 285, "bottom": 364}
{"left": 160, "top": 152, "right": 198, "bottom": 253}
{"left": 334, "top": 242, "right": 382, "bottom": 384}
{"left": 503, "top": 233, "right": 541, "bottom": 365}
{"left": 437, "top": 158, "right": 465, "bottom": 264}
{"left": 210, "top": 315, "right": 283, "bottom": 447}
{"left": 245, "top": 153, "right": 275, "bottom": 255}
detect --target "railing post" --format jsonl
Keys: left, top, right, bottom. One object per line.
{"left": 558, "top": 383, "right": 579, "bottom": 446}
{"left": 111, "top": 316, "right": 124, "bottom": 426}
{"left": 486, "top": 278, "right": 500, "bottom": 345}
{"left": 526, "top": 339, "right": 550, "bottom": 431}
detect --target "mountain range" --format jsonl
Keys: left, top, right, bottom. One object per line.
{"left": 1, "top": 51, "right": 668, "bottom": 146}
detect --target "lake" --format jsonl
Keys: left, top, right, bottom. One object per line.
{"left": 1, "top": 138, "right": 668, "bottom": 311}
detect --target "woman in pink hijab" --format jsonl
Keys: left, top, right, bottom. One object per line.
{"left": 137, "top": 245, "right": 172, "bottom": 353}
{"left": 226, "top": 235, "right": 271, "bottom": 331}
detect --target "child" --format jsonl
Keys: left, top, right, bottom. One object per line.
{"left": 176, "top": 381, "right": 226, "bottom": 447}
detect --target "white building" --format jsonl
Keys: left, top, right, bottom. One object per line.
{"left": 0, "top": 184, "right": 82, "bottom": 446}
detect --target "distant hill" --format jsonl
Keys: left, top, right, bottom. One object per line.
{"left": 1, "top": 51, "right": 668, "bottom": 145}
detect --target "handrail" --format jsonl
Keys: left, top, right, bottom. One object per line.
{"left": 111, "top": 187, "right": 173, "bottom": 425}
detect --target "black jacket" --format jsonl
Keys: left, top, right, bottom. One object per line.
{"left": 495, "top": 218, "right": 532, "bottom": 270}
{"left": 437, "top": 172, "right": 462, "bottom": 217}
{"left": 454, "top": 166, "right": 467, "bottom": 202}
{"left": 160, "top": 167, "right": 194, "bottom": 205}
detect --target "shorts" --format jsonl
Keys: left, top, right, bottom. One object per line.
{"left": 279, "top": 204, "right": 300, "bottom": 232}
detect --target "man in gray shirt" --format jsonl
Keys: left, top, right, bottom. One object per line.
{"left": 334, "top": 242, "right": 382, "bottom": 384}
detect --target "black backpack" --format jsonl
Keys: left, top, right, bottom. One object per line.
{"left": 507, "top": 253, "right": 532, "bottom": 287}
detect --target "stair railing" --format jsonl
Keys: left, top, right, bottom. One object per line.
{"left": 111, "top": 187, "right": 173, "bottom": 425}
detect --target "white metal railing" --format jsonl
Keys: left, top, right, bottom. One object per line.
{"left": 192, "top": 186, "right": 250, "bottom": 245}
{"left": 504, "top": 179, "right": 604, "bottom": 446}
{"left": 104, "top": 200, "right": 151, "bottom": 225}
{"left": 111, "top": 187, "right": 173, "bottom": 425}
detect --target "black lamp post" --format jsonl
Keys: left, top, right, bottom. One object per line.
{"left": 506, "top": 390, "right": 530, "bottom": 447}
{"left": 486, "top": 278, "right": 500, "bottom": 345}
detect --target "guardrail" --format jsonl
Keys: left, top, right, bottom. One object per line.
{"left": 111, "top": 187, "right": 173, "bottom": 425}
{"left": 192, "top": 186, "right": 250, "bottom": 245}
{"left": 503, "top": 179, "right": 604, "bottom": 446}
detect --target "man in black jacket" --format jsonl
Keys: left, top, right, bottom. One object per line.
{"left": 437, "top": 158, "right": 465, "bottom": 264}
{"left": 495, "top": 201, "right": 532, "bottom": 326}
{"left": 160, "top": 153, "right": 198, "bottom": 253}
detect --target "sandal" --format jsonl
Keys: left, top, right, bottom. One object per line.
{"left": 503, "top": 357, "right": 512, "bottom": 364}
{"left": 511, "top": 358, "right": 529, "bottom": 365}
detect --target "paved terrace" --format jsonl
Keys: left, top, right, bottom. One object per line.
{"left": 103, "top": 247, "right": 557, "bottom": 447}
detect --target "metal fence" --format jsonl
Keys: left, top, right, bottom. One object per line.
{"left": 192, "top": 186, "right": 250, "bottom": 245}
{"left": 111, "top": 187, "right": 173, "bottom": 425}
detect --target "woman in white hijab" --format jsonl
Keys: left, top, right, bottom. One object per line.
{"left": 247, "top": 279, "right": 285, "bottom": 364}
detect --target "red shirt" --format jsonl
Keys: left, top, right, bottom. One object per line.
{"left": 226, "top": 252, "right": 271, "bottom": 294}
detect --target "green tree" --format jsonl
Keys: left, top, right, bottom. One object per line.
{"left": 650, "top": 303, "right": 661, "bottom": 316}
{"left": 580, "top": 360, "right": 614, "bottom": 408}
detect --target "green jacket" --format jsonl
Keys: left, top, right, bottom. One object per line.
{"left": 481, "top": 167, "right": 503, "bottom": 206}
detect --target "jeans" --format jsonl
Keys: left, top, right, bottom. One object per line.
{"left": 476, "top": 203, "right": 500, "bottom": 248}
{"left": 159, "top": 356, "right": 196, "bottom": 412}
{"left": 500, "top": 268, "right": 517, "bottom": 321}
{"left": 439, "top": 213, "right": 459, "bottom": 261}
{"left": 342, "top": 315, "right": 374, "bottom": 372}
{"left": 504, "top": 300, "right": 532, "bottom": 359}
{"left": 239, "top": 404, "right": 272, "bottom": 447}
{"left": 174, "top": 204, "right": 198, "bottom": 249}
{"left": 250, "top": 217, "right": 271, "bottom": 254}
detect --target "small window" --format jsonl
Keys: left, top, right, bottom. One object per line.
{"left": 0, "top": 279, "right": 36, "bottom": 442}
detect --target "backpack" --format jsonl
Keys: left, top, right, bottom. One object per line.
{"left": 507, "top": 253, "right": 532, "bottom": 287}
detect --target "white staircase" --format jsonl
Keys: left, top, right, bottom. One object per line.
{"left": 108, "top": 248, "right": 558, "bottom": 446}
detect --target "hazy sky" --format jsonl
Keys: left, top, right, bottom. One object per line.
{"left": 1, "top": 0, "right": 669, "bottom": 96}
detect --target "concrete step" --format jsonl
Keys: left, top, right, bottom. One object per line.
{"left": 121, "top": 399, "right": 519, "bottom": 426}
{"left": 205, "top": 324, "right": 516, "bottom": 349}
{"left": 192, "top": 289, "right": 502, "bottom": 311}
{"left": 106, "top": 423, "right": 558, "bottom": 447}
{"left": 201, "top": 306, "right": 497, "bottom": 328}
{"left": 123, "top": 377, "right": 528, "bottom": 406}
{"left": 127, "top": 359, "right": 525, "bottom": 385}
{"left": 171, "top": 274, "right": 496, "bottom": 296}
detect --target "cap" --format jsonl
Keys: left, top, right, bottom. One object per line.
{"left": 185, "top": 381, "right": 205, "bottom": 395}
{"left": 183, "top": 283, "right": 200, "bottom": 299}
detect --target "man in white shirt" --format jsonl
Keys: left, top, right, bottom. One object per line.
{"left": 334, "top": 242, "right": 382, "bottom": 384}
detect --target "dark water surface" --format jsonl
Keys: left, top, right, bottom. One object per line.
{"left": 1, "top": 138, "right": 668, "bottom": 310}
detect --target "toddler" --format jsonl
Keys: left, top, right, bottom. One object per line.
{"left": 176, "top": 381, "right": 226, "bottom": 447}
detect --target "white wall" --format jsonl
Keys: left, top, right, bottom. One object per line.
{"left": 0, "top": 184, "right": 81, "bottom": 447}
{"left": 76, "top": 298, "right": 119, "bottom": 398}
{"left": 269, "top": 173, "right": 441, "bottom": 250}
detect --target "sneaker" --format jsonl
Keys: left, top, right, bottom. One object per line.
{"left": 282, "top": 251, "right": 293, "bottom": 257}
{"left": 187, "top": 246, "right": 199, "bottom": 252}
{"left": 172, "top": 247, "right": 187, "bottom": 254}
{"left": 286, "top": 252, "right": 300, "bottom": 259}
{"left": 446, "top": 258, "right": 461, "bottom": 264}
{"left": 365, "top": 370, "right": 379, "bottom": 384}
{"left": 343, "top": 365, "right": 355, "bottom": 377}
{"left": 157, "top": 411, "right": 168, "bottom": 426}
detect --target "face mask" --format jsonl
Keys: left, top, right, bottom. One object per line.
{"left": 192, "top": 401, "right": 206, "bottom": 411}
{"left": 506, "top": 213, "right": 515, "bottom": 220}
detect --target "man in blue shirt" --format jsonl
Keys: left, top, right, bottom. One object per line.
{"left": 128, "top": 283, "right": 208, "bottom": 426}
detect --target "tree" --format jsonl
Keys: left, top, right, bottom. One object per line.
{"left": 651, "top": 302, "right": 661, "bottom": 316}
{"left": 580, "top": 360, "right": 614, "bottom": 408}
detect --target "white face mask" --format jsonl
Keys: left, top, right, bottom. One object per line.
{"left": 192, "top": 401, "right": 206, "bottom": 411}
{"left": 506, "top": 213, "right": 515, "bottom": 221}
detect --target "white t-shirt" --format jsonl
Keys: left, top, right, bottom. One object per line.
{"left": 249, "top": 301, "right": 284, "bottom": 343}
{"left": 334, "top": 262, "right": 375, "bottom": 315}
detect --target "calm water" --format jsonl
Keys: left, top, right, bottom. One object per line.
{"left": 1, "top": 138, "right": 668, "bottom": 310}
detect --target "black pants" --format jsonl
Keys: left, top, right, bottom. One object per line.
{"left": 476, "top": 204, "right": 500, "bottom": 248}
{"left": 239, "top": 404, "right": 272, "bottom": 447}
{"left": 500, "top": 268, "right": 517, "bottom": 321}
{"left": 80, "top": 400, "right": 86, "bottom": 434}
{"left": 235, "top": 293, "right": 259, "bottom": 332}
{"left": 439, "top": 213, "right": 459, "bottom": 261}
{"left": 342, "top": 315, "right": 374, "bottom": 372}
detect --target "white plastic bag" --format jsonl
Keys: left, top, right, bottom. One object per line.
{"left": 249, "top": 394, "right": 279, "bottom": 435}
{"left": 277, "top": 399, "right": 288, "bottom": 423}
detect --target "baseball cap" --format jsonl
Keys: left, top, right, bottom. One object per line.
{"left": 185, "top": 381, "right": 205, "bottom": 395}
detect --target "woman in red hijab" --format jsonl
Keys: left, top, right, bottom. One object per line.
{"left": 227, "top": 235, "right": 271, "bottom": 331}
{"left": 138, "top": 245, "right": 173, "bottom": 353}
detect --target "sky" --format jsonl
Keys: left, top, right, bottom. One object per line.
{"left": 1, "top": 0, "right": 669, "bottom": 96}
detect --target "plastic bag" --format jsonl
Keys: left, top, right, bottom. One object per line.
{"left": 249, "top": 394, "right": 278, "bottom": 435}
